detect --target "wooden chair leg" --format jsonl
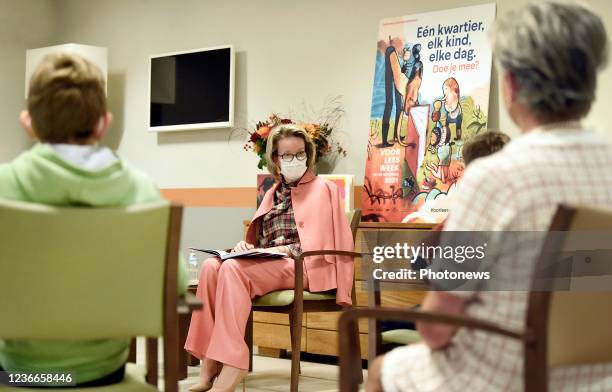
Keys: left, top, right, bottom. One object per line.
{"left": 164, "top": 320, "right": 180, "bottom": 392}
{"left": 246, "top": 310, "right": 254, "bottom": 373}
{"left": 339, "top": 315, "right": 362, "bottom": 392}
{"left": 289, "top": 309, "right": 303, "bottom": 392}
{"left": 162, "top": 205, "right": 182, "bottom": 392}
{"left": 178, "top": 313, "right": 190, "bottom": 380}
{"left": 350, "top": 316, "right": 363, "bottom": 384}
{"left": 128, "top": 338, "right": 137, "bottom": 363}
{"left": 368, "top": 277, "right": 383, "bottom": 365}
{"left": 145, "top": 337, "right": 158, "bottom": 386}
{"left": 288, "top": 312, "right": 301, "bottom": 375}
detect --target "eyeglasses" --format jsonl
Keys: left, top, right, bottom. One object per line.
{"left": 278, "top": 151, "right": 307, "bottom": 162}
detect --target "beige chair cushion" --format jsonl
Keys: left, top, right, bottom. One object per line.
{"left": 381, "top": 329, "right": 421, "bottom": 345}
{"left": 253, "top": 290, "right": 336, "bottom": 306}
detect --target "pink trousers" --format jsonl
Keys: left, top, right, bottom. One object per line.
{"left": 184, "top": 257, "right": 309, "bottom": 370}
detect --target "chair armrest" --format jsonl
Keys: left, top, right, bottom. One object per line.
{"left": 177, "top": 292, "right": 203, "bottom": 314}
{"left": 298, "top": 250, "right": 363, "bottom": 260}
{"left": 338, "top": 307, "right": 527, "bottom": 392}
{"left": 339, "top": 307, "right": 525, "bottom": 340}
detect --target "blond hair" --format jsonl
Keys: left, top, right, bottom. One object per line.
{"left": 27, "top": 52, "right": 107, "bottom": 143}
{"left": 265, "top": 124, "right": 316, "bottom": 180}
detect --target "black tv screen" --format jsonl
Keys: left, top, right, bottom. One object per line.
{"left": 149, "top": 46, "right": 234, "bottom": 131}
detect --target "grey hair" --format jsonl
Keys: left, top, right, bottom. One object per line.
{"left": 491, "top": 1, "right": 608, "bottom": 121}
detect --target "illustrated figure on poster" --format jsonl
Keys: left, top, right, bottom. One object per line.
{"left": 426, "top": 123, "right": 452, "bottom": 184}
{"left": 393, "top": 43, "right": 426, "bottom": 199}
{"left": 402, "top": 44, "right": 423, "bottom": 118}
{"left": 393, "top": 44, "right": 424, "bottom": 144}
{"left": 420, "top": 100, "right": 442, "bottom": 189}
{"left": 442, "top": 77, "right": 463, "bottom": 140}
{"left": 381, "top": 38, "right": 408, "bottom": 147}
{"left": 382, "top": 41, "right": 424, "bottom": 147}
{"left": 397, "top": 45, "right": 425, "bottom": 179}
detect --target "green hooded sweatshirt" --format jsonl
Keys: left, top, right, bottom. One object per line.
{"left": 0, "top": 143, "right": 187, "bottom": 384}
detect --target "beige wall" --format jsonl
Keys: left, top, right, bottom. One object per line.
{"left": 0, "top": 0, "right": 58, "bottom": 161}
{"left": 21, "top": 0, "right": 611, "bottom": 188}
{"left": 582, "top": 0, "right": 612, "bottom": 134}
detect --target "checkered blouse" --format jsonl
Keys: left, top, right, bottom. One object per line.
{"left": 258, "top": 182, "right": 301, "bottom": 257}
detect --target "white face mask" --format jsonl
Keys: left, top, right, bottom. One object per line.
{"left": 280, "top": 158, "right": 307, "bottom": 183}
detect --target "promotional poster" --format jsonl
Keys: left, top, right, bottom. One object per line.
{"left": 362, "top": 3, "right": 496, "bottom": 223}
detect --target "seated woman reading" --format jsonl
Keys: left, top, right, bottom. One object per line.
{"left": 185, "top": 124, "right": 354, "bottom": 392}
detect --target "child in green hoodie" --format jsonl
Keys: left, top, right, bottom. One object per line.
{"left": 0, "top": 52, "right": 187, "bottom": 386}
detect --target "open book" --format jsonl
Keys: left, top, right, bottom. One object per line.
{"left": 188, "top": 247, "right": 286, "bottom": 261}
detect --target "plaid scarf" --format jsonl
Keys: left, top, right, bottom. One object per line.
{"left": 259, "top": 182, "right": 302, "bottom": 257}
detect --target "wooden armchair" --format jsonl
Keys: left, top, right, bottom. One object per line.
{"left": 338, "top": 204, "right": 612, "bottom": 392}
{"left": 246, "top": 209, "right": 363, "bottom": 392}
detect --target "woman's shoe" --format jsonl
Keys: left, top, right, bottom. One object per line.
{"left": 189, "top": 381, "right": 214, "bottom": 392}
{"left": 189, "top": 358, "right": 221, "bottom": 392}
{"left": 209, "top": 365, "right": 247, "bottom": 392}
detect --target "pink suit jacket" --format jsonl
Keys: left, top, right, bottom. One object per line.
{"left": 246, "top": 170, "right": 355, "bottom": 306}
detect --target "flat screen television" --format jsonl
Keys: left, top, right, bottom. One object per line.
{"left": 148, "top": 45, "right": 234, "bottom": 132}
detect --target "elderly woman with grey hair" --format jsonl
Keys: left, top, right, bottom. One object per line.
{"left": 366, "top": 2, "right": 611, "bottom": 391}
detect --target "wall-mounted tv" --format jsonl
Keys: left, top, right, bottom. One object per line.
{"left": 148, "top": 45, "right": 234, "bottom": 132}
